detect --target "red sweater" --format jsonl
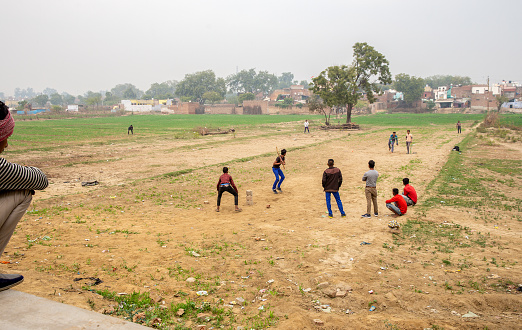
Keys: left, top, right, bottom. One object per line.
{"left": 216, "top": 173, "right": 237, "bottom": 192}
{"left": 385, "top": 194, "right": 407, "bottom": 214}
{"left": 403, "top": 184, "right": 417, "bottom": 204}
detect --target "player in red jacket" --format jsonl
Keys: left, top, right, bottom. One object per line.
{"left": 385, "top": 188, "right": 407, "bottom": 216}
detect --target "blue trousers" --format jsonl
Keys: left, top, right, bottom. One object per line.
{"left": 325, "top": 192, "right": 345, "bottom": 216}
{"left": 272, "top": 168, "right": 285, "bottom": 190}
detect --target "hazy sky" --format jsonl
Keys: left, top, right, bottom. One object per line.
{"left": 2, "top": 0, "right": 521, "bottom": 96}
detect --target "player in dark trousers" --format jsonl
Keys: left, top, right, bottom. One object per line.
{"left": 216, "top": 167, "right": 241, "bottom": 212}
{"left": 322, "top": 159, "right": 346, "bottom": 218}
{"left": 272, "top": 149, "right": 286, "bottom": 194}
{"left": 128, "top": 125, "right": 133, "bottom": 135}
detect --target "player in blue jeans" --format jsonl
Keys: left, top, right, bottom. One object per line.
{"left": 272, "top": 149, "right": 286, "bottom": 194}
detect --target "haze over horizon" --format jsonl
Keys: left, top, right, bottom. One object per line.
{"left": 2, "top": 0, "right": 521, "bottom": 97}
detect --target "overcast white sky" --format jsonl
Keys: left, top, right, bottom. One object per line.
{"left": 1, "top": 0, "right": 521, "bottom": 96}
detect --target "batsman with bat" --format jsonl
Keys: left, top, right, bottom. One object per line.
{"left": 272, "top": 148, "right": 286, "bottom": 194}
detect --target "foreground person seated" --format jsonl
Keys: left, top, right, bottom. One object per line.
{"left": 0, "top": 101, "right": 48, "bottom": 292}
{"left": 385, "top": 188, "right": 407, "bottom": 217}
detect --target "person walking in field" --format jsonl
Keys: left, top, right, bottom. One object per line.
{"left": 401, "top": 178, "right": 417, "bottom": 206}
{"left": 216, "top": 167, "right": 241, "bottom": 212}
{"left": 361, "top": 160, "right": 379, "bottom": 218}
{"left": 388, "top": 132, "right": 398, "bottom": 153}
{"left": 128, "top": 125, "right": 133, "bottom": 135}
{"left": 0, "top": 101, "right": 48, "bottom": 292}
{"left": 304, "top": 120, "right": 310, "bottom": 133}
{"left": 322, "top": 159, "right": 346, "bottom": 218}
{"left": 456, "top": 121, "right": 462, "bottom": 134}
{"left": 405, "top": 130, "right": 413, "bottom": 154}
{"left": 272, "top": 149, "right": 286, "bottom": 194}
{"left": 386, "top": 188, "right": 407, "bottom": 216}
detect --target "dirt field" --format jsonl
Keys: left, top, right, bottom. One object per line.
{"left": 2, "top": 121, "right": 521, "bottom": 329}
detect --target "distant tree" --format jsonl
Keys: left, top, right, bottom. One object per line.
{"left": 62, "top": 93, "right": 76, "bottom": 105}
{"left": 31, "top": 94, "right": 49, "bottom": 107}
{"left": 393, "top": 73, "right": 425, "bottom": 107}
{"left": 237, "top": 93, "right": 255, "bottom": 104}
{"left": 111, "top": 83, "right": 143, "bottom": 99}
{"left": 43, "top": 87, "right": 58, "bottom": 96}
{"left": 277, "top": 72, "right": 294, "bottom": 89}
{"left": 16, "top": 100, "right": 28, "bottom": 111}
{"left": 226, "top": 69, "right": 277, "bottom": 96}
{"left": 310, "top": 42, "right": 391, "bottom": 123}
{"left": 0, "top": 92, "right": 5, "bottom": 100}
{"left": 176, "top": 70, "right": 226, "bottom": 104}
{"left": 299, "top": 80, "right": 310, "bottom": 89}
{"left": 426, "top": 100, "right": 436, "bottom": 112}
{"left": 77, "top": 95, "right": 85, "bottom": 105}
{"left": 227, "top": 69, "right": 256, "bottom": 94}
{"left": 144, "top": 80, "right": 177, "bottom": 99}
{"left": 307, "top": 94, "right": 332, "bottom": 125}
{"left": 51, "top": 105, "right": 63, "bottom": 113}
{"left": 496, "top": 95, "right": 510, "bottom": 112}
{"left": 49, "top": 93, "right": 63, "bottom": 105}
{"left": 203, "top": 91, "right": 222, "bottom": 104}
{"left": 226, "top": 94, "right": 239, "bottom": 106}
{"left": 123, "top": 88, "right": 137, "bottom": 99}
{"left": 85, "top": 91, "right": 102, "bottom": 110}
{"left": 15, "top": 87, "right": 36, "bottom": 99}
{"left": 425, "top": 75, "right": 473, "bottom": 88}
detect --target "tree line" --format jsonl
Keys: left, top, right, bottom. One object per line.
{"left": 5, "top": 70, "right": 309, "bottom": 110}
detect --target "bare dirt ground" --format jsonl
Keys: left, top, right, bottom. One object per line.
{"left": 2, "top": 122, "right": 521, "bottom": 329}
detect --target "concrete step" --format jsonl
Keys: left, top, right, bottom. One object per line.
{"left": 0, "top": 290, "right": 150, "bottom": 330}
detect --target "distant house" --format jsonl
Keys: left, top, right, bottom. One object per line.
{"left": 422, "top": 85, "right": 433, "bottom": 99}
{"left": 269, "top": 85, "right": 311, "bottom": 103}
{"left": 67, "top": 105, "right": 82, "bottom": 112}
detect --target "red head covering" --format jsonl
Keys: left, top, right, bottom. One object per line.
{"left": 0, "top": 110, "right": 15, "bottom": 142}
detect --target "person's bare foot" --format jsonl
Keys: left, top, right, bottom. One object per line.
{"left": 215, "top": 208, "right": 219, "bottom": 212}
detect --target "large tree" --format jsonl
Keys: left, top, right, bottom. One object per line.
{"left": 176, "top": 70, "right": 226, "bottom": 104}
{"left": 425, "top": 75, "right": 473, "bottom": 88}
{"left": 307, "top": 94, "right": 332, "bottom": 125}
{"left": 393, "top": 73, "right": 425, "bottom": 107}
{"left": 310, "top": 42, "right": 392, "bottom": 123}
{"left": 49, "top": 93, "right": 63, "bottom": 105}
{"left": 85, "top": 91, "right": 102, "bottom": 110}
{"left": 111, "top": 83, "right": 143, "bottom": 99}
{"left": 31, "top": 94, "right": 49, "bottom": 107}
{"left": 144, "top": 80, "right": 178, "bottom": 99}
{"left": 277, "top": 72, "right": 295, "bottom": 89}
{"left": 226, "top": 69, "right": 277, "bottom": 95}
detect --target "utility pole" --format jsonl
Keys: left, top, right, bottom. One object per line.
{"left": 487, "top": 76, "right": 490, "bottom": 112}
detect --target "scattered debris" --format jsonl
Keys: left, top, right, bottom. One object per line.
{"left": 176, "top": 308, "right": 185, "bottom": 316}
{"left": 186, "top": 277, "right": 196, "bottom": 283}
{"left": 369, "top": 305, "right": 376, "bottom": 311}
{"left": 81, "top": 181, "right": 99, "bottom": 187}
{"left": 73, "top": 277, "right": 103, "bottom": 286}
{"left": 360, "top": 241, "right": 371, "bottom": 245}
{"left": 313, "top": 319, "right": 324, "bottom": 326}
{"left": 462, "top": 311, "right": 479, "bottom": 318}
{"left": 196, "top": 291, "right": 208, "bottom": 296}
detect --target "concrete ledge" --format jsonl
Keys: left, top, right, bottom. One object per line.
{"left": 0, "top": 290, "right": 149, "bottom": 329}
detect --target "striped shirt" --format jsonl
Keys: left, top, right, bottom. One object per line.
{"left": 0, "top": 157, "right": 48, "bottom": 191}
